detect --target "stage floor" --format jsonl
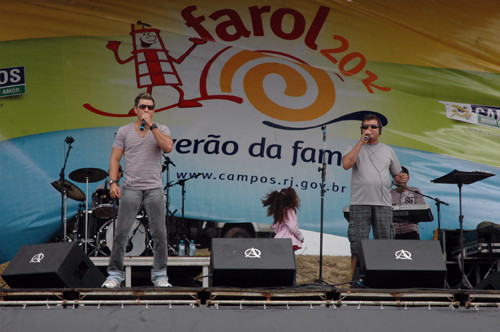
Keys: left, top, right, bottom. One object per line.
{"left": 2, "top": 286, "right": 500, "bottom": 332}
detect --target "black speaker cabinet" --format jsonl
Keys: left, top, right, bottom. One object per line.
{"left": 210, "top": 238, "right": 296, "bottom": 288}
{"left": 476, "top": 271, "right": 500, "bottom": 290}
{"left": 356, "top": 239, "right": 447, "bottom": 289}
{"left": 2, "top": 242, "right": 105, "bottom": 288}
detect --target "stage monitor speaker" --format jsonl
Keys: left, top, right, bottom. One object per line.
{"left": 2, "top": 242, "right": 105, "bottom": 288}
{"left": 476, "top": 271, "right": 500, "bottom": 290}
{"left": 210, "top": 238, "right": 296, "bottom": 288}
{"left": 356, "top": 239, "right": 447, "bottom": 289}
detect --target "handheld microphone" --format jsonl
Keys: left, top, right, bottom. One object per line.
{"left": 65, "top": 136, "right": 74, "bottom": 144}
{"left": 140, "top": 120, "right": 146, "bottom": 131}
{"left": 364, "top": 135, "right": 369, "bottom": 140}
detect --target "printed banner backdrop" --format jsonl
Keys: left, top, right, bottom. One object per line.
{"left": 2, "top": 0, "right": 500, "bottom": 263}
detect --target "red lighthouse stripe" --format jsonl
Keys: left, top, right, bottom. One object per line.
{"left": 144, "top": 52, "right": 162, "bottom": 75}
{"left": 135, "top": 50, "right": 181, "bottom": 87}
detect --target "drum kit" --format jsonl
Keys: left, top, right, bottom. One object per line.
{"left": 51, "top": 167, "right": 151, "bottom": 257}
{"left": 51, "top": 137, "right": 196, "bottom": 258}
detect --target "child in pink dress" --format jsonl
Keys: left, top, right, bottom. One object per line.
{"left": 262, "top": 187, "right": 304, "bottom": 251}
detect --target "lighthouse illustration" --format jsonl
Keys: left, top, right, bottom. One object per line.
{"left": 106, "top": 21, "right": 207, "bottom": 109}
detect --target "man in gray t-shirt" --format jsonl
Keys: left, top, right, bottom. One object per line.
{"left": 342, "top": 114, "right": 407, "bottom": 276}
{"left": 391, "top": 166, "right": 425, "bottom": 239}
{"left": 102, "top": 92, "right": 174, "bottom": 288}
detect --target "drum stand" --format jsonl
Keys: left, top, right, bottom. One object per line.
{"left": 58, "top": 138, "right": 74, "bottom": 242}
{"left": 69, "top": 167, "right": 108, "bottom": 255}
{"left": 83, "top": 176, "right": 91, "bottom": 254}
{"left": 94, "top": 224, "right": 108, "bottom": 256}
{"left": 52, "top": 138, "right": 88, "bottom": 243}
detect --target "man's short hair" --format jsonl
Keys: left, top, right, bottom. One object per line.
{"left": 134, "top": 92, "right": 155, "bottom": 107}
{"left": 401, "top": 166, "right": 409, "bottom": 175}
{"left": 362, "top": 114, "right": 382, "bottom": 128}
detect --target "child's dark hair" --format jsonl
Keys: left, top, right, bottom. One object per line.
{"left": 261, "top": 187, "right": 300, "bottom": 224}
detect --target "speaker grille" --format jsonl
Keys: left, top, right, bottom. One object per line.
{"left": 2, "top": 242, "right": 105, "bottom": 288}
{"left": 357, "top": 240, "right": 447, "bottom": 289}
{"left": 211, "top": 238, "right": 296, "bottom": 288}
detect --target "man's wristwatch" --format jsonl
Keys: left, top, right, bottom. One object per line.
{"left": 109, "top": 180, "right": 119, "bottom": 185}
{"left": 150, "top": 123, "right": 158, "bottom": 130}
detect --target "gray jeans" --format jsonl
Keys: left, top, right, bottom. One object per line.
{"left": 107, "top": 187, "right": 168, "bottom": 282}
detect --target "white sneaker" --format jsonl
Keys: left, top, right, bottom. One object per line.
{"left": 154, "top": 279, "right": 172, "bottom": 287}
{"left": 102, "top": 278, "right": 120, "bottom": 288}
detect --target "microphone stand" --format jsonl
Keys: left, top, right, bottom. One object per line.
{"left": 163, "top": 155, "right": 176, "bottom": 227}
{"left": 163, "top": 155, "right": 178, "bottom": 255}
{"left": 315, "top": 125, "right": 327, "bottom": 284}
{"left": 59, "top": 138, "right": 74, "bottom": 242}
{"left": 169, "top": 174, "right": 199, "bottom": 242}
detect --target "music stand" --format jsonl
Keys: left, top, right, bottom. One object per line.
{"left": 432, "top": 169, "right": 494, "bottom": 288}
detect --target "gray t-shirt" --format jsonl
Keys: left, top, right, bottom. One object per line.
{"left": 344, "top": 142, "right": 401, "bottom": 206}
{"left": 391, "top": 186, "right": 426, "bottom": 234}
{"left": 113, "top": 123, "right": 170, "bottom": 190}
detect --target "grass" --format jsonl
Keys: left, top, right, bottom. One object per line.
{"left": 295, "top": 255, "right": 352, "bottom": 286}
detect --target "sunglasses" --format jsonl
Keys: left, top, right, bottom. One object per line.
{"left": 360, "top": 124, "right": 380, "bottom": 130}
{"left": 138, "top": 104, "right": 155, "bottom": 110}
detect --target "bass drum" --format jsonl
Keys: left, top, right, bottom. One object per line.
{"left": 103, "top": 218, "right": 147, "bottom": 256}
{"left": 68, "top": 209, "right": 102, "bottom": 242}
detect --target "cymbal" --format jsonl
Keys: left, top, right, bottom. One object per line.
{"left": 69, "top": 167, "right": 108, "bottom": 183}
{"left": 51, "top": 179, "right": 86, "bottom": 202}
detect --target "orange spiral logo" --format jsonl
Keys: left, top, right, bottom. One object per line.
{"left": 220, "top": 50, "right": 335, "bottom": 122}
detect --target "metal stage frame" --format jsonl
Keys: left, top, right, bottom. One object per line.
{"left": 2, "top": 286, "right": 500, "bottom": 309}
{"left": 2, "top": 287, "right": 500, "bottom": 332}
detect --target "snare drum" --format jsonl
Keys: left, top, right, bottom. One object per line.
{"left": 92, "top": 188, "right": 118, "bottom": 219}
